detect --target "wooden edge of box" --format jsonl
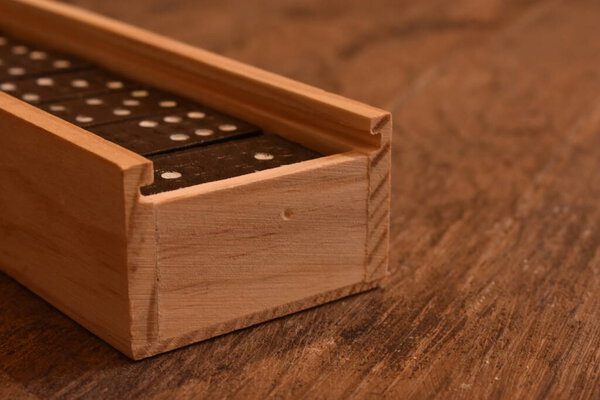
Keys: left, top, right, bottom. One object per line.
{"left": 0, "top": 93, "right": 153, "bottom": 355}
{"left": 0, "top": 0, "right": 390, "bottom": 154}
{"left": 131, "top": 280, "right": 380, "bottom": 360}
{"left": 0, "top": 92, "right": 152, "bottom": 173}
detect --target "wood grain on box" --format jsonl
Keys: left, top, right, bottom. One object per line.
{"left": 0, "top": 0, "right": 391, "bottom": 359}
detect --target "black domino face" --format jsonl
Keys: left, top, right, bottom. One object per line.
{"left": 0, "top": 34, "right": 89, "bottom": 81}
{"left": 0, "top": 30, "right": 323, "bottom": 193}
{"left": 39, "top": 88, "right": 196, "bottom": 128}
{"left": 141, "top": 134, "right": 321, "bottom": 195}
{"left": 90, "top": 107, "right": 261, "bottom": 156}
{"left": 0, "top": 69, "right": 136, "bottom": 105}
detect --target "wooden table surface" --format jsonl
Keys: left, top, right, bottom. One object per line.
{"left": 2, "top": 0, "right": 599, "bottom": 398}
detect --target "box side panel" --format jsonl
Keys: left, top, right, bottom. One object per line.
{"left": 0, "top": 96, "right": 150, "bottom": 354}
{"left": 153, "top": 154, "right": 370, "bottom": 341}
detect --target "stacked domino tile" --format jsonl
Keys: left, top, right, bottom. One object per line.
{"left": 0, "top": 32, "right": 321, "bottom": 195}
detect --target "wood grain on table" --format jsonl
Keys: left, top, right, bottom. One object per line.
{"left": 1, "top": 0, "right": 599, "bottom": 398}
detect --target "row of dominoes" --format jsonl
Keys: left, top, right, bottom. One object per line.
{"left": 0, "top": 32, "right": 321, "bottom": 194}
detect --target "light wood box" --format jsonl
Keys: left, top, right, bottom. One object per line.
{"left": 0, "top": 0, "right": 391, "bottom": 359}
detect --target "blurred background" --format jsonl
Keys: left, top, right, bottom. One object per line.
{"left": 60, "top": 0, "right": 539, "bottom": 105}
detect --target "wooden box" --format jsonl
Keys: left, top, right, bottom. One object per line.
{"left": 0, "top": 0, "right": 391, "bottom": 359}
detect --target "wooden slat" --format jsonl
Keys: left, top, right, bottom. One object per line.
{"left": 0, "top": 92, "right": 152, "bottom": 356}
{"left": 0, "top": 0, "right": 390, "bottom": 154}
